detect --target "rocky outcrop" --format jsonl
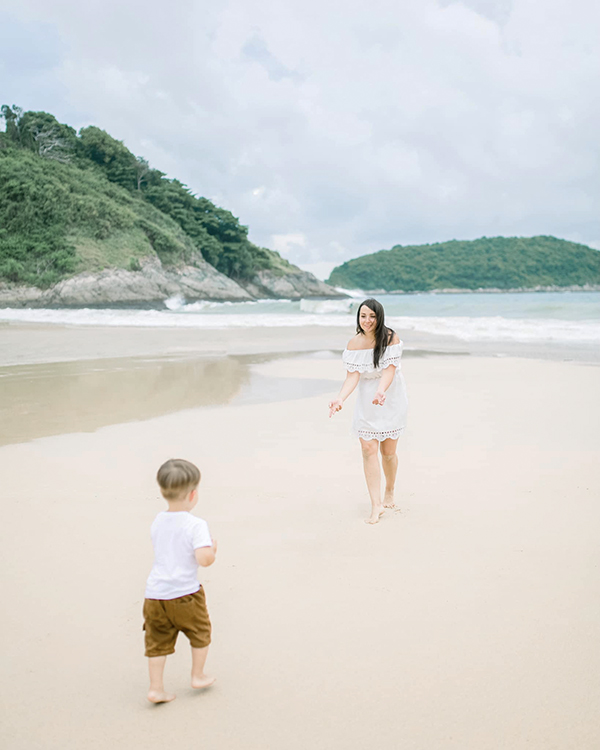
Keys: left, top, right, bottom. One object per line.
{"left": 0, "top": 256, "right": 253, "bottom": 308}
{"left": 0, "top": 257, "right": 345, "bottom": 308}
{"left": 240, "top": 268, "right": 345, "bottom": 300}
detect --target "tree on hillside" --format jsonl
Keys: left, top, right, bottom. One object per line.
{"left": 135, "top": 156, "right": 149, "bottom": 191}
{"left": 78, "top": 126, "right": 138, "bottom": 190}
{"left": 0, "top": 105, "right": 22, "bottom": 143}
{"left": 1, "top": 106, "right": 76, "bottom": 162}
{"left": 19, "top": 111, "right": 77, "bottom": 163}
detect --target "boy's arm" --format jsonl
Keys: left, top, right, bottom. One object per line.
{"left": 195, "top": 539, "right": 217, "bottom": 567}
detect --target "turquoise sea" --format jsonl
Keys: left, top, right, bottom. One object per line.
{"left": 1, "top": 290, "right": 599, "bottom": 345}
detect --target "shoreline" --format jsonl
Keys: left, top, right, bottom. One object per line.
{"left": 358, "top": 284, "right": 600, "bottom": 295}
{"left": 1, "top": 320, "right": 599, "bottom": 368}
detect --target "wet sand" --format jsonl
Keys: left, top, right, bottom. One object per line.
{"left": 1, "top": 340, "right": 599, "bottom": 749}
{"left": 0, "top": 343, "right": 462, "bottom": 446}
{"left": 0, "top": 351, "right": 339, "bottom": 446}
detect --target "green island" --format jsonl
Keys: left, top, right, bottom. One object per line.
{"left": 0, "top": 105, "right": 314, "bottom": 300}
{"left": 328, "top": 236, "right": 600, "bottom": 292}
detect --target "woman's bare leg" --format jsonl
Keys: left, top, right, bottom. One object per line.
{"left": 380, "top": 438, "right": 399, "bottom": 508}
{"left": 360, "top": 438, "right": 384, "bottom": 524}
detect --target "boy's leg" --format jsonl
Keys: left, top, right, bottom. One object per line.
{"left": 177, "top": 589, "right": 215, "bottom": 689}
{"left": 144, "top": 598, "right": 177, "bottom": 703}
{"left": 147, "top": 656, "right": 176, "bottom": 703}
{"left": 191, "top": 646, "right": 216, "bottom": 689}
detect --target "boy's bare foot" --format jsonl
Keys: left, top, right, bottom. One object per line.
{"left": 383, "top": 490, "right": 396, "bottom": 509}
{"left": 192, "top": 674, "right": 216, "bottom": 690}
{"left": 147, "top": 690, "right": 176, "bottom": 704}
{"left": 365, "top": 505, "right": 385, "bottom": 524}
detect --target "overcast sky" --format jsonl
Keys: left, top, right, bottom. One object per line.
{"left": 1, "top": 0, "right": 599, "bottom": 278}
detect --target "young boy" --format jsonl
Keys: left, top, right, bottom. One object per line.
{"left": 143, "top": 458, "right": 217, "bottom": 703}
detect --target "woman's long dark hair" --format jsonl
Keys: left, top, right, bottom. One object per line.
{"left": 356, "top": 298, "right": 395, "bottom": 369}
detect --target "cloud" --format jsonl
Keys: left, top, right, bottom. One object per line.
{"left": 242, "top": 33, "right": 304, "bottom": 83}
{"left": 0, "top": 13, "right": 70, "bottom": 116}
{"left": 3, "top": 0, "right": 600, "bottom": 277}
{"left": 272, "top": 232, "right": 306, "bottom": 256}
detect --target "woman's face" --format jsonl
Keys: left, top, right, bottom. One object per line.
{"left": 359, "top": 305, "right": 378, "bottom": 334}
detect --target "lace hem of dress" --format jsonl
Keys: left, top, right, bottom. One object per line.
{"left": 356, "top": 427, "right": 406, "bottom": 441}
{"left": 345, "top": 355, "right": 401, "bottom": 373}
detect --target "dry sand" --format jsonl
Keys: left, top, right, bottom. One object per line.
{"left": 1, "top": 344, "right": 599, "bottom": 749}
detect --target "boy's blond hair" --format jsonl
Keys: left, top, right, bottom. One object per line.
{"left": 156, "top": 458, "right": 201, "bottom": 501}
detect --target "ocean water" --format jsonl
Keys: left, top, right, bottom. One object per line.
{"left": 1, "top": 290, "right": 599, "bottom": 345}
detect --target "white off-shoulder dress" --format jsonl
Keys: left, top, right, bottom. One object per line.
{"left": 342, "top": 342, "right": 408, "bottom": 441}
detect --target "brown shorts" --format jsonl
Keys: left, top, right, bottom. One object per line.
{"left": 143, "top": 587, "right": 211, "bottom": 657}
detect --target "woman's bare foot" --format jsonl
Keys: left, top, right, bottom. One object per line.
{"left": 365, "top": 505, "right": 385, "bottom": 524}
{"left": 147, "top": 690, "right": 176, "bottom": 704}
{"left": 383, "top": 489, "right": 396, "bottom": 509}
{"left": 192, "top": 674, "right": 216, "bottom": 690}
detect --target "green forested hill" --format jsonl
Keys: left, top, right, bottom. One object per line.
{"left": 327, "top": 236, "right": 600, "bottom": 292}
{"left": 0, "top": 105, "right": 291, "bottom": 288}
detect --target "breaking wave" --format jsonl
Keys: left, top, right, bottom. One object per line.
{"left": 1, "top": 302, "right": 599, "bottom": 344}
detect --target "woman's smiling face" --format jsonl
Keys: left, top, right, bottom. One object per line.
{"left": 359, "top": 305, "right": 377, "bottom": 333}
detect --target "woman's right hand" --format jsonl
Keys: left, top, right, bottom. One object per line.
{"left": 328, "top": 398, "right": 343, "bottom": 418}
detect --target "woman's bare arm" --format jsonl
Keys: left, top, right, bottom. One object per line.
{"left": 372, "top": 365, "right": 396, "bottom": 405}
{"left": 329, "top": 370, "right": 360, "bottom": 417}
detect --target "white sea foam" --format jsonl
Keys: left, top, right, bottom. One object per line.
{"left": 332, "top": 286, "right": 366, "bottom": 298}
{"left": 165, "top": 297, "right": 296, "bottom": 313}
{"left": 387, "top": 315, "right": 600, "bottom": 343}
{"left": 1, "top": 305, "right": 599, "bottom": 344}
{"left": 162, "top": 294, "right": 184, "bottom": 311}
{"left": 0, "top": 307, "right": 354, "bottom": 328}
{"left": 300, "top": 298, "right": 356, "bottom": 314}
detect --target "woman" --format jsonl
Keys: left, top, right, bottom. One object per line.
{"left": 329, "top": 299, "right": 408, "bottom": 524}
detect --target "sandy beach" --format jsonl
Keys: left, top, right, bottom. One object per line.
{"left": 1, "top": 325, "right": 599, "bottom": 749}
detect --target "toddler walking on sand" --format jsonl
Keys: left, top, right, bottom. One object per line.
{"left": 143, "top": 458, "right": 217, "bottom": 703}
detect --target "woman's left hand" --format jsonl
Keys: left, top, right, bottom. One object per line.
{"left": 372, "top": 391, "right": 386, "bottom": 406}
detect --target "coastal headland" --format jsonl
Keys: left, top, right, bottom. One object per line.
{"left": 0, "top": 109, "right": 344, "bottom": 307}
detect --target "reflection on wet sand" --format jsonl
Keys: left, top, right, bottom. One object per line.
{"left": 0, "top": 352, "right": 339, "bottom": 446}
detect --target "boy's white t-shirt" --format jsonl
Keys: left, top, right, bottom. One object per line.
{"left": 145, "top": 511, "right": 213, "bottom": 600}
